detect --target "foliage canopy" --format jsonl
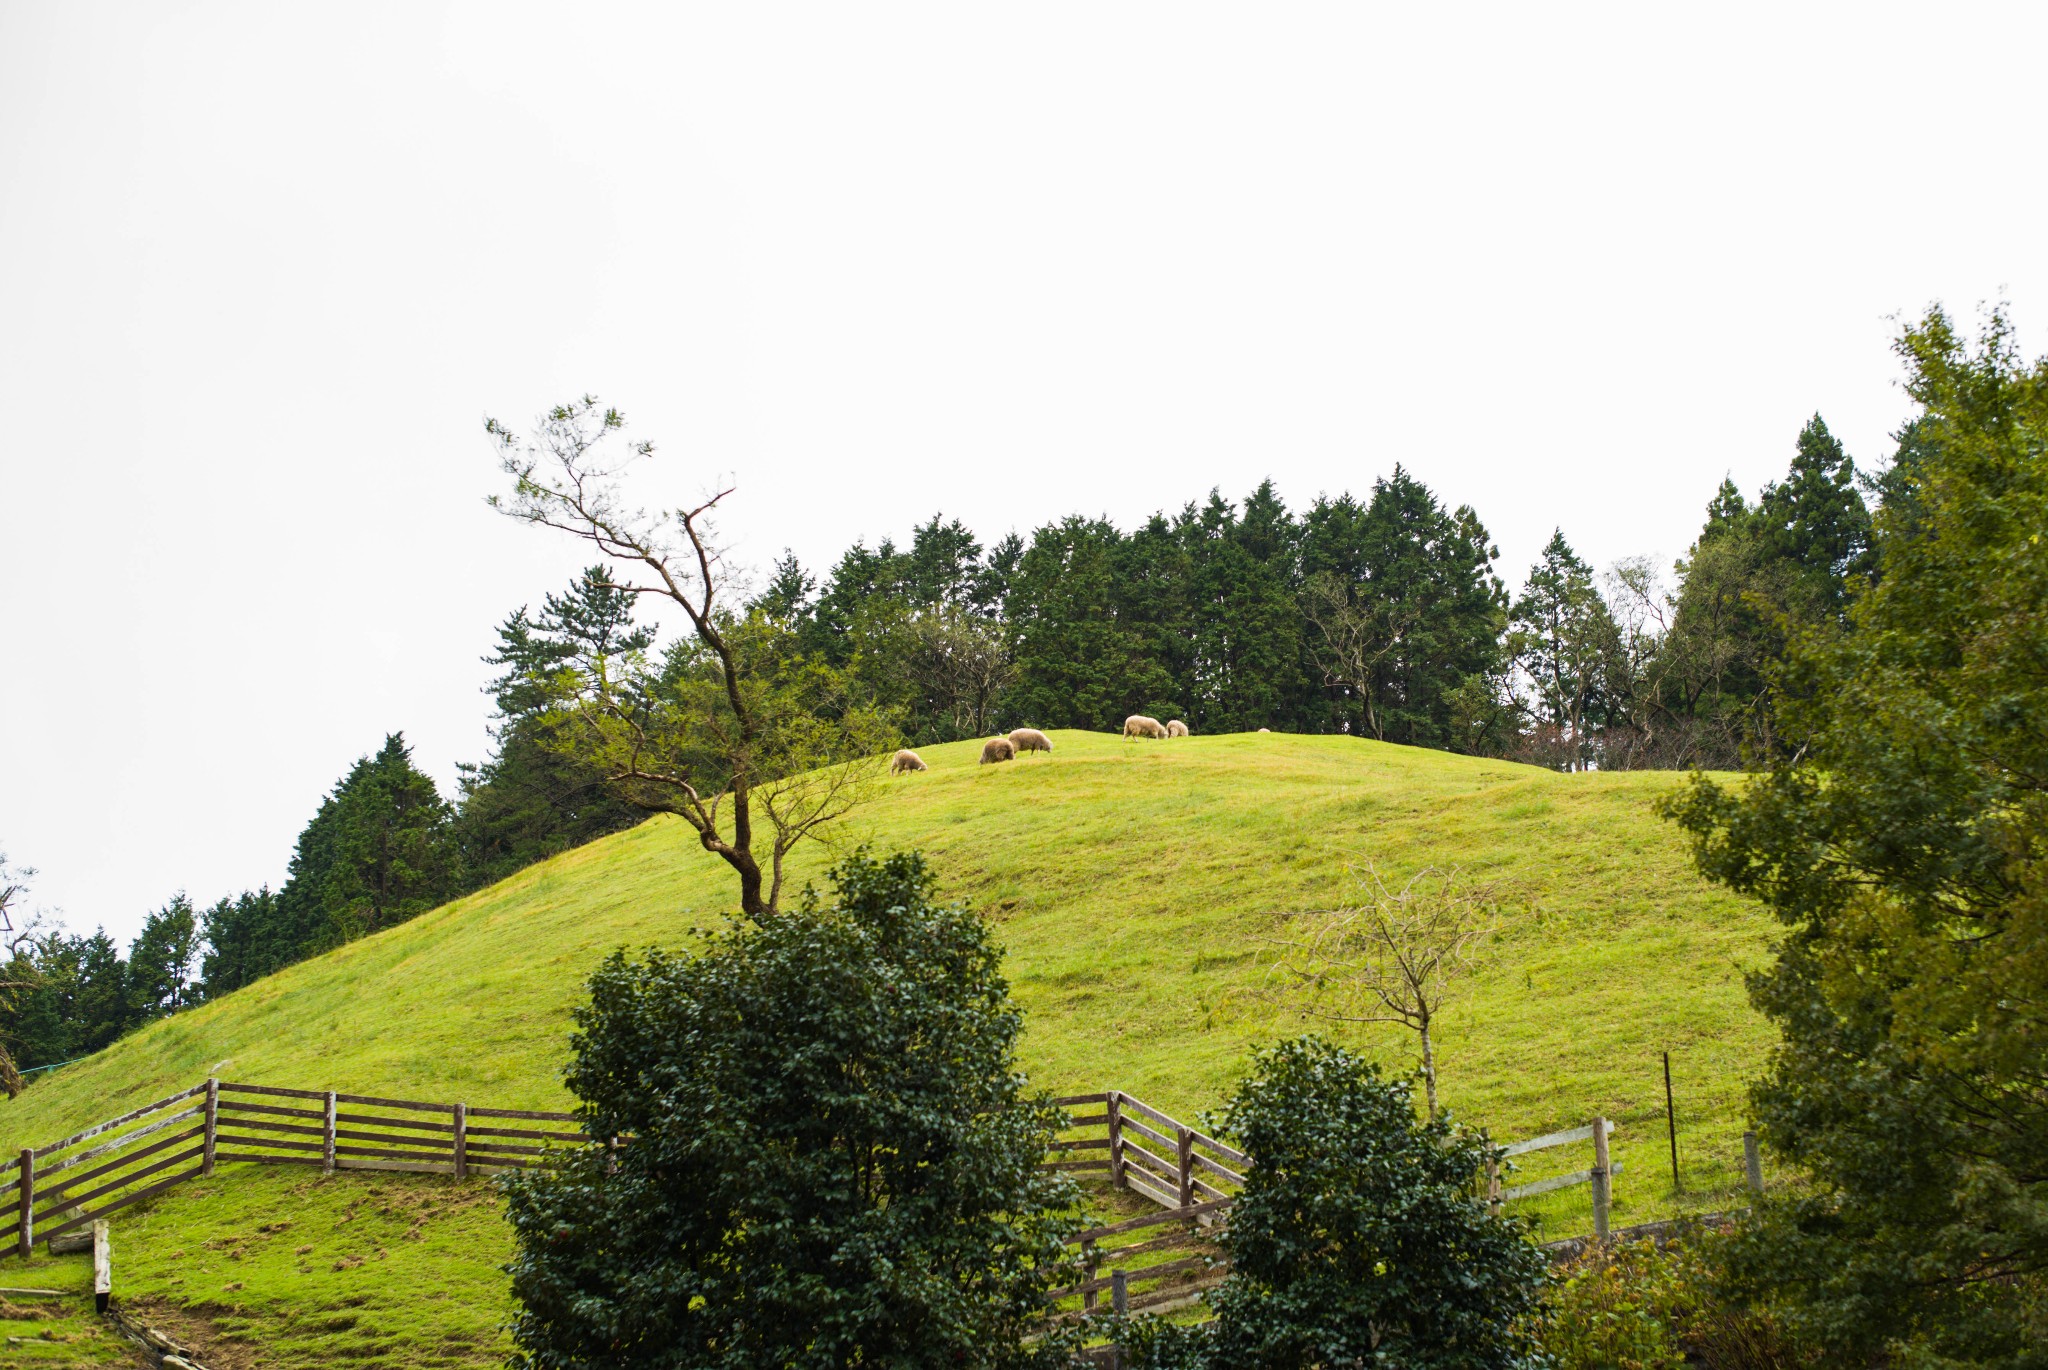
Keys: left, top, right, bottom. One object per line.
{"left": 501, "top": 849, "right": 1080, "bottom": 1370}
{"left": 1666, "top": 306, "right": 2048, "bottom": 1365}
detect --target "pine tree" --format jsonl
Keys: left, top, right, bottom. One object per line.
{"left": 1662, "top": 417, "right": 1876, "bottom": 763}
{"left": 455, "top": 568, "right": 653, "bottom": 888}
{"left": 1179, "top": 485, "right": 1306, "bottom": 732}
{"left": 126, "top": 894, "right": 199, "bottom": 1017}
{"left": 274, "top": 734, "right": 460, "bottom": 957}
{"left": 197, "top": 887, "right": 285, "bottom": 998}
{"left": 1511, "top": 530, "right": 1616, "bottom": 769}
{"left": 1004, "top": 517, "right": 1179, "bottom": 729}
{"left": 1300, "top": 469, "right": 1505, "bottom": 746}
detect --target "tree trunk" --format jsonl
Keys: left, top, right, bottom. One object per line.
{"left": 1418, "top": 1021, "right": 1439, "bottom": 1118}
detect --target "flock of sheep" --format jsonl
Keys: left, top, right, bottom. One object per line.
{"left": 888, "top": 715, "right": 1200, "bottom": 774}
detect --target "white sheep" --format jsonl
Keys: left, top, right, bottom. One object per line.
{"left": 980, "top": 736, "right": 1017, "bottom": 764}
{"left": 890, "top": 749, "right": 927, "bottom": 775}
{"left": 1165, "top": 720, "right": 1190, "bottom": 738}
{"left": 1008, "top": 728, "right": 1052, "bottom": 754}
{"left": 1123, "top": 715, "right": 1169, "bottom": 740}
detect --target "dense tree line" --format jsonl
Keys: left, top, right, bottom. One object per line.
{"left": 773, "top": 416, "right": 1883, "bottom": 772}
{"left": 0, "top": 409, "right": 1896, "bottom": 1071}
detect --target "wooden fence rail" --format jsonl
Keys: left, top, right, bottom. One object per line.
{"left": 1048, "top": 1091, "right": 1627, "bottom": 1325}
{"left": 5, "top": 1076, "right": 1626, "bottom": 1291}
{"left": 4, "top": 1079, "right": 592, "bottom": 1260}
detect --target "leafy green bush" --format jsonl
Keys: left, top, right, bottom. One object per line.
{"left": 1119, "top": 1037, "right": 1550, "bottom": 1370}
{"left": 501, "top": 849, "right": 1080, "bottom": 1369}
{"left": 1538, "top": 1230, "right": 1820, "bottom": 1370}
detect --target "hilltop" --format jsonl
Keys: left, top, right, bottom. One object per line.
{"left": 0, "top": 732, "right": 1779, "bottom": 1366}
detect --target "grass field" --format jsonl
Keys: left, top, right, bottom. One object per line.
{"left": 0, "top": 731, "right": 1782, "bottom": 1367}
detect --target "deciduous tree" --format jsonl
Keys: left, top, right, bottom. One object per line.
{"left": 488, "top": 399, "right": 897, "bottom": 918}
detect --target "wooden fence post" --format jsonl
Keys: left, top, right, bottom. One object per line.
{"left": 16, "top": 1149, "right": 32, "bottom": 1258}
{"left": 1590, "top": 1116, "right": 1611, "bottom": 1240}
{"left": 1486, "top": 1156, "right": 1502, "bottom": 1213}
{"left": 1106, "top": 1092, "right": 1126, "bottom": 1191}
{"left": 1175, "top": 1125, "right": 1195, "bottom": 1208}
{"left": 322, "top": 1092, "right": 338, "bottom": 1175}
{"left": 1081, "top": 1238, "right": 1098, "bottom": 1313}
{"left": 453, "top": 1103, "right": 468, "bottom": 1182}
{"left": 202, "top": 1078, "right": 219, "bottom": 1178}
{"left": 1111, "top": 1268, "right": 1129, "bottom": 1315}
{"left": 1743, "top": 1130, "right": 1762, "bottom": 1194}
{"left": 91, "top": 1220, "right": 110, "bottom": 1313}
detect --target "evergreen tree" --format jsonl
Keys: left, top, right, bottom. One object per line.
{"left": 1664, "top": 307, "right": 2048, "bottom": 1364}
{"left": 274, "top": 734, "right": 460, "bottom": 957}
{"left": 126, "top": 894, "right": 199, "bottom": 1017}
{"left": 6, "top": 929, "right": 139, "bottom": 1064}
{"left": 1752, "top": 414, "right": 1873, "bottom": 620}
{"left": 1661, "top": 417, "right": 1875, "bottom": 763}
{"left": 455, "top": 567, "right": 653, "bottom": 889}
{"left": 1511, "top": 530, "right": 1616, "bottom": 770}
{"left": 1177, "top": 481, "right": 1306, "bottom": 733}
{"left": 1004, "top": 516, "right": 1179, "bottom": 728}
{"left": 197, "top": 887, "right": 285, "bottom": 998}
{"left": 752, "top": 550, "right": 818, "bottom": 623}
{"left": 1300, "top": 469, "right": 1505, "bottom": 746}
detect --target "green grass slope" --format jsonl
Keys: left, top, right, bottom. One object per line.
{"left": 0, "top": 732, "right": 1781, "bottom": 1366}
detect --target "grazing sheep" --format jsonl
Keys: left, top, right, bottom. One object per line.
{"left": 1123, "top": 715, "right": 1169, "bottom": 740}
{"left": 1009, "top": 727, "right": 1052, "bottom": 754}
{"left": 1165, "top": 720, "right": 1189, "bottom": 738}
{"left": 980, "top": 736, "right": 1016, "bottom": 764}
{"left": 890, "top": 749, "right": 927, "bottom": 775}
{"left": 1256, "top": 727, "right": 1271, "bottom": 733}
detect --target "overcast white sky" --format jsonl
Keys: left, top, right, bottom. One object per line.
{"left": 2, "top": 3, "right": 2041, "bottom": 942}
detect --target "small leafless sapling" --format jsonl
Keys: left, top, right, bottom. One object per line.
{"left": 1264, "top": 863, "right": 1500, "bottom": 1117}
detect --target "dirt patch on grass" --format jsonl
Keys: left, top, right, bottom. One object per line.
{"left": 122, "top": 1297, "right": 260, "bottom": 1370}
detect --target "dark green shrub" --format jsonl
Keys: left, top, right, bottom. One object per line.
{"left": 1121, "top": 1037, "right": 1550, "bottom": 1369}
{"left": 501, "top": 849, "right": 1079, "bottom": 1369}
{"left": 1538, "top": 1230, "right": 1821, "bottom": 1370}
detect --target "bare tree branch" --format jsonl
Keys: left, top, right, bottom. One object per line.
{"left": 1260, "top": 862, "right": 1504, "bottom": 1116}
{"left": 486, "top": 399, "right": 896, "bottom": 918}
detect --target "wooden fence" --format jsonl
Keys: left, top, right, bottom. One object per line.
{"left": 1048, "top": 1091, "right": 1626, "bottom": 1324}
{"left": 2, "top": 1074, "right": 1625, "bottom": 1313}
{"left": 1487, "top": 1117, "right": 1621, "bottom": 1237}
{"left": 1, "top": 1080, "right": 589, "bottom": 1259}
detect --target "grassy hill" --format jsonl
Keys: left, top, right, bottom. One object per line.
{"left": 0, "top": 731, "right": 1781, "bottom": 1367}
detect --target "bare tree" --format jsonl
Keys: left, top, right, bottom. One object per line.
{"left": 0, "top": 852, "right": 38, "bottom": 1096}
{"left": 1301, "top": 570, "right": 1420, "bottom": 740}
{"left": 488, "top": 398, "right": 896, "bottom": 919}
{"left": 1263, "top": 863, "right": 1501, "bottom": 1117}
{"left": 910, "top": 608, "right": 1014, "bottom": 738}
